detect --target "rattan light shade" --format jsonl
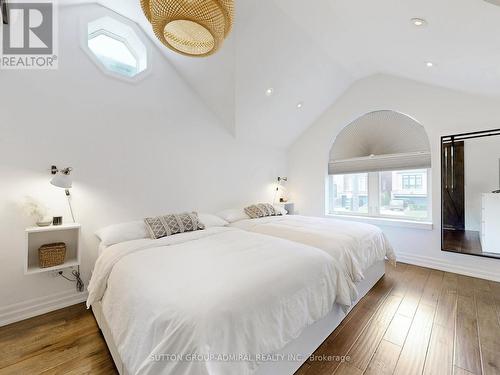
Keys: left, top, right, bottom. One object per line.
{"left": 140, "top": 0, "right": 234, "bottom": 57}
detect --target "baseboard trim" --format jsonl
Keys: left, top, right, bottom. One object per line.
{"left": 0, "top": 289, "right": 88, "bottom": 327}
{"left": 397, "top": 252, "right": 500, "bottom": 282}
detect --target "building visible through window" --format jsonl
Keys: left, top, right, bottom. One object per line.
{"left": 379, "top": 169, "right": 429, "bottom": 220}
{"left": 331, "top": 173, "right": 368, "bottom": 214}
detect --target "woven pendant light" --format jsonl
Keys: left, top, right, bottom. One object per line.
{"left": 140, "top": 0, "right": 234, "bottom": 57}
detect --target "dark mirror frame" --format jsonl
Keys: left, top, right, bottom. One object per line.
{"left": 441, "top": 128, "right": 500, "bottom": 260}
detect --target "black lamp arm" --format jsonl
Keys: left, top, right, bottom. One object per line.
{"left": 51, "top": 165, "right": 73, "bottom": 175}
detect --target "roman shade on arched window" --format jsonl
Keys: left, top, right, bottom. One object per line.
{"left": 328, "top": 111, "right": 431, "bottom": 175}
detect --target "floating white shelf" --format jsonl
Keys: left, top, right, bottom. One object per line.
{"left": 25, "top": 223, "right": 81, "bottom": 275}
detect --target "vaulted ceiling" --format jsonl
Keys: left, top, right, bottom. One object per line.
{"left": 62, "top": 0, "right": 500, "bottom": 148}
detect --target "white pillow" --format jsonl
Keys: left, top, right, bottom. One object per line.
{"left": 273, "top": 205, "right": 288, "bottom": 216}
{"left": 95, "top": 221, "right": 149, "bottom": 247}
{"left": 198, "top": 213, "right": 229, "bottom": 227}
{"left": 216, "top": 208, "right": 250, "bottom": 223}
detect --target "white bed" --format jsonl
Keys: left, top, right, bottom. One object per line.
{"left": 87, "top": 227, "right": 364, "bottom": 375}
{"left": 228, "top": 215, "right": 396, "bottom": 282}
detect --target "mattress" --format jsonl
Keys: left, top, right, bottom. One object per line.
{"left": 230, "top": 215, "right": 396, "bottom": 282}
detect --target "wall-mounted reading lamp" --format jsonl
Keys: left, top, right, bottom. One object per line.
{"left": 274, "top": 176, "right": 288, "bottom": 204}
{"left": 50, "top": 165, "right": 75, "bottom": 223}
{"left": 277, "top": 176, "right": 288, "bottom": 187}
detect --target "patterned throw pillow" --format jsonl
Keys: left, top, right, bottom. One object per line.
{"left": 144, "top": 212, "right": 205, "bottom": 239}
{"left": 244, "top": 203, "right": 282, "bottom": 219}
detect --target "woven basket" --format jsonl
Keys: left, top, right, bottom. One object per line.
{"left": 39, "top": 243, "right": 66, "bottom": 268}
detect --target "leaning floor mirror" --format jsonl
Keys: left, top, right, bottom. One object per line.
{"left": 441, "top": 128, "right": 500, "bottom": 259}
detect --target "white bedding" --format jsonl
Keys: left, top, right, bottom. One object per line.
{"left": 229, "top": 215, "right": 396, "bottom": 282}
{"left": 87, "top": 227, "right": 355, "bottom": 375}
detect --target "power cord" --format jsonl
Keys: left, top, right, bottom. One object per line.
{"left": 58, "top": 266, "right": 84, "bottom": 292}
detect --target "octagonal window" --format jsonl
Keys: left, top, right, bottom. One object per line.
{"left": 86, "top": 16, "right": 148, "bottom": 80}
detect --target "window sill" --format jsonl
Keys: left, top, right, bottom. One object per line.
{"left": 326, "top": 214, "right": 433, "bottom": 230}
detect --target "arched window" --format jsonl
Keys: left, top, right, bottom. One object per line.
{"left": 327, "top": 110, "right": 431, "bottom": 222}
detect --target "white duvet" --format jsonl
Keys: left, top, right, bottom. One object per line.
{"left": 87, "top": 227, "right": 355, "bottom": 375}
{"left": 230, "top": 216, "right": 396, "bottom": 282}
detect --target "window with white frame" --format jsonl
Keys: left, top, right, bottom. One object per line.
{"left": 330, "top": 173, "right": 369, "bottom": 214}
{"left": 328, "top": 169, "right": 431, "bottom": 221}
{"left": 85, "top": 16, "right": 149, "bottom": 80}
{"left": 327, "top": 111, "right": 432, "bottom": 222}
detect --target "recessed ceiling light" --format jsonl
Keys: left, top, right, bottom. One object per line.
{"left": 425, "top": 61, "right": 434, "bottom": 67}
{"left": 296, "top": 102, "right": 303, "bottom": 109}
{"left": 265, "top": 88, "right": 274, "bottom": 96}
{"left": 411, "top": 18, "right": 427, "bottom": 27}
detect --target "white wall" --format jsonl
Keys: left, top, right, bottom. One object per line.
{"left": 464, "top": 137, "right": 500, "bottom": 231}
{"left": 0, "top": 4, "right": 286, "bottom": 324}
{"left": 288, "top": 74, "right": 500, "bottom": 281}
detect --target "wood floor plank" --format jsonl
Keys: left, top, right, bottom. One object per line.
{"left": 393, "top": 303, "right": 435, "bottom": 375}
{"left": 386, "top": 262, "right": 408, "bottom": 277}
{"left": 475, "top": 290, "right": 500, "bottom": 345}
{"left": 333, "top": 362, "right": 363, "bottom": 375}
{"left": 472, "top": 278, "right": 491, "bottom": 292}
{"left": 299, "top": 304, "right": 376, "bottom": 375}
{"left": 389, "top": 264, "right": 414, "bottom": 298}
{"left": 383, "top": 313, "right": 412, "bottom": 346}
{"left": 0, "top": 312, "right": 99, "bottom": 369}
{"left": 347, "top": 295, "right": 402, "bottom": 371}
{"left": 364, "top": 339, "right": 401, "bottom": 375}
{"left": 396, "top": 267, "right": 430, "bottom": 318}
{"left": 489, "top": 281, "right": 500, "bottom": 325}
{"left": 454, "top": 366, "right": 477, "bottom": 375}
{"left": 454, "top": 295, "right": 482, "bottom": 374}
{"left": 39, "top": 338, "right": 116, "bottom": 375}
{"left": 488, "top": 281, "right": 500, "bottom": 297}
{"left": 421, "top": 270, "right": 444, "bottom": 307}
{"left": 0, "top": 332, "right": 103, "bottom": 375}
{"left": 475, "top": 290, "right": 500, "bottom": 375}
{"left": 397, "top": 293, "right": 421, "bottom": 319}
{"left": 442, "top": 272, "right": 459, "bottom": 294}
{"left": 329, "top": 278, "right": 394, "bottom": 343}
{"left": 423, "top": 323, "right": 454, "bottom": 375}
{"left": 0, "top": 304, "right": 86, "bottom": 340}
{"left": 435, "top": 284, "right": 458, "bottom": 329}
{"left": 359, "top": 276, "right": 397, "bottom": 312}
{"left": 457, "top": 275, "right": 477, "bottom": 298}
{"left": 480, "top": 346, "right": 500, "bottom": 375}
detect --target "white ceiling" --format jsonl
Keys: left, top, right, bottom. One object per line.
{"left": 61, "top": 0, "right": 500, "bottom": 148}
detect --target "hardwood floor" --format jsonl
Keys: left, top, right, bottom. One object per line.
{"left": 297, "top": 263, "right": 500, "bottom": 375}
{"left": 0, "top": 303, "right": 118, "bottom": 375}
{"left": 443, "top": 229, "right": 483, "bottom": 255}
{"left": 442, "top": 230, "right": 500, "bottom": 259}
{"left": 1, "top": 263, "right": 499, "bottom": 375}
